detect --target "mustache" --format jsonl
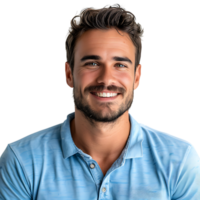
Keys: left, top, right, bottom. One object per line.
{"left": 89, "top": 86, "right": 124, "bottom": 93}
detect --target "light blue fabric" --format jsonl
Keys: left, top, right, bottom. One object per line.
{"left": 0, "top": 112, "right": 200, "bottom": 200}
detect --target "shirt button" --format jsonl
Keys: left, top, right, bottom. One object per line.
{"left": 90, "top": 163, "right": 95, "bottom": 169}
{"left": 102, "top": 187, "right": 106, "bottom": 193}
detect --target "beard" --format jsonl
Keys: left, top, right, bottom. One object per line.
{"left": 69, "top": 88, "right": 136, "bottom": 124}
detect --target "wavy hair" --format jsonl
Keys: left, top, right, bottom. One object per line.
{"left": 65, "top": 4, "right": 144, "bottom": 74}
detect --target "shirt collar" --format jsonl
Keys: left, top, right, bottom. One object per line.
{"left": 60, "top": 112, "right": 143, "bottom": 159}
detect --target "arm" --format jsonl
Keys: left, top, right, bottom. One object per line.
{"left": 0, "top": 145, "right": 31, "bottom": 200}
{"left": 171, "top": 145, "right": 200, "bottom": 200}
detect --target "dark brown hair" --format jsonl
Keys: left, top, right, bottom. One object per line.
{"left": 65, "top": 4, "right": 144, "bottom": 74}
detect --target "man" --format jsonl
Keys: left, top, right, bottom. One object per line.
{"left": 63, "top": 29, "right": 143, "bottom": 175}
{"left": 0, "top": 4, "right": 200, "bottom": 200}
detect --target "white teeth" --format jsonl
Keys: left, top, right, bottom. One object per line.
{"left": 94, "top": 92, "right": 118, "bottom": 97}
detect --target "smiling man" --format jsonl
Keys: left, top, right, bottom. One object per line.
{"left": 67, "top": 27, "right": 138, "bottom": 176}
{"left": 1, "top": 4, "right": 200, "bottom": 200}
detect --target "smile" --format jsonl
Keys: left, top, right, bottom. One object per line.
{"left": 90, "top": 92, "right": 120, "bottom": 101}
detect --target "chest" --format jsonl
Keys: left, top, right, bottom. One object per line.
{"left": 95, "top": 160, "right": 115, "bottom": 176}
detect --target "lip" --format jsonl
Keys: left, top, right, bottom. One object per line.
{"left": 91, "top": 90, "right": 119, "bottom": 93}
{"left": 90, "top": 92, "right": 120, "bottom": 101}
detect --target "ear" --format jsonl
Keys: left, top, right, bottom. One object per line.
{"left": 134, "top": 64, "right": 143, "bottom": 90}
{"left": 63, "top": 61, "right": 73, "bottom": 89}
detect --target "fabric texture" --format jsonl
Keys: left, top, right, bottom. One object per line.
{"left": 0, "top": 112, "right": 200, "bottom": 200}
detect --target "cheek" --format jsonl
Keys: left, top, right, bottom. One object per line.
{"left": 116, "top": 73, "right": 133, "bottom": 88}
{"left": 79, "top": 72, "right": 97, "bottom": 96}
{"left": 82, "top": 75, "right": 92, "bottom": 86}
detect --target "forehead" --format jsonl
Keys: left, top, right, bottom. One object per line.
{"left": 74, "top": 28, "right": 135, "bottom": 62}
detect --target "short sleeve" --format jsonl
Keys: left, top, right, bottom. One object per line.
{"left": 0, "top": 145, "right": 31, "bottom": 200}
{"left": 171, "top": 145, "right": 200, "bottom": 200}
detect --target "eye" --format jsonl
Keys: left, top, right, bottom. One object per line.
{"left": 84, "top": 62, "right": 97, "bottom": 66}
{"left": 84, "top": 62, "right": 127, "bottom": 68}
{"left": 117, "top": 63, "right": 127, "bottom": 68}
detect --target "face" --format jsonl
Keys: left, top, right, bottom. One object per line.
{"left": 65, "top": 28, "right": 141, "bottom": 123}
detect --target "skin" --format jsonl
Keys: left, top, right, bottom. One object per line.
{"left": 65, "top": 28, "right": 141, "bottom": 175}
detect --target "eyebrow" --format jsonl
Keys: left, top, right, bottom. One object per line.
{"left": 80, "top": 55, "right": 132, "bottom": 65}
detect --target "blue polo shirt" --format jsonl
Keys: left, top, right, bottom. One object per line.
{"left": 0, "top": 112, "right": 200, "bottom": 200}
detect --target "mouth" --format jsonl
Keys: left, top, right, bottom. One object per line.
{"left": 90, "top": 92, "right": 121, "bottom": 101}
